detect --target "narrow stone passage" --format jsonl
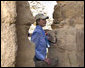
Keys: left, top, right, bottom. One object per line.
{"left": 1, "top": 1, "right": 84, "bottom": 67}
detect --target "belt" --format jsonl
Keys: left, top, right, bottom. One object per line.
{"left": 34, "top": 56, "right": 42, "bottom": 61}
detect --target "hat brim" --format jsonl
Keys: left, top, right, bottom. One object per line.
{"left": 41, "top": 16, "right": 49, "bottom": 19}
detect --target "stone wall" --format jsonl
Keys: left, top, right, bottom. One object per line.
{"left": 50, "top": 1, "right": 84, "bottom": 67}
{"left": 1, "top": 1, "right": 35, "bottom": 67}
{"left": 15, "top": 1, "right": 35, "bottom": 67}
{"left": 1, "top": 1, "right": 17, "bottom": 67}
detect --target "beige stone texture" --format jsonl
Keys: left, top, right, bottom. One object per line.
{"left": 50, "top": 1, "right": 84, "bottom": 67}
{"left": 1, "top": 1, "right": 35, "bottom": 67}
{"left": 1, "top": 1, "right": 17, "bottom": 67}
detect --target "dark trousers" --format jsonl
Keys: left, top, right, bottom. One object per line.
{"left": 33, "top": 56, "right": 48, "bottom": 67}
{"left": 33, "top": 56, "right": 58, "bottom": 67}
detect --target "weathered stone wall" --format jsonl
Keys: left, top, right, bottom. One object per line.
{"left": 1, "top": 1, "right": 17, "bottom": 67}
{"left": 1, "top": 1, "right": 35, "bottom": 67}
{"left": 15, "top": 1, "right": 35, "bottom": 67}
{"left": 50, "top": 1, "right": 84, "bottom": 67}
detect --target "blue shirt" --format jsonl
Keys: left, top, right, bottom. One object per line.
{"left": 31, "top": 25, "right": 50, "bottom": 60}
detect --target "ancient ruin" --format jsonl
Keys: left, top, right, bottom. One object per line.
{"left": 1, "top": 1, "right": 84, "bottom": 67}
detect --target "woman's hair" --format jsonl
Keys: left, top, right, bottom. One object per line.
{"left": 36, "top": 18, "right": 40, "bottom": 25}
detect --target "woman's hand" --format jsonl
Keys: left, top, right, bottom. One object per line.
{"left": 44, "top": 58, "right": 51, "bottom": 65}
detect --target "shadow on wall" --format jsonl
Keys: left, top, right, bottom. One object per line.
{"left": 15, "top": 1, "right": 35, "bottom": 67}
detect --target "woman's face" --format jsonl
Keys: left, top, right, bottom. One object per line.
{"left": 38, "top": 19, "right": 46, "bottom": 27}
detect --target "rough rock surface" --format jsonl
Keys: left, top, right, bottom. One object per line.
{"left": 15, "top": 1, "right": 35, "bottom": 67}
{"left": 1, "top": 1, "right": 17, "bottom": 67}
{"left": 1, "top": 1, "right": 35, "bottom": 67}
{"left": 53, "top": 1, "right": 84, "bottom": 25}
{"left": 50, "top": 1, "right": 84, "bottom": 67}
